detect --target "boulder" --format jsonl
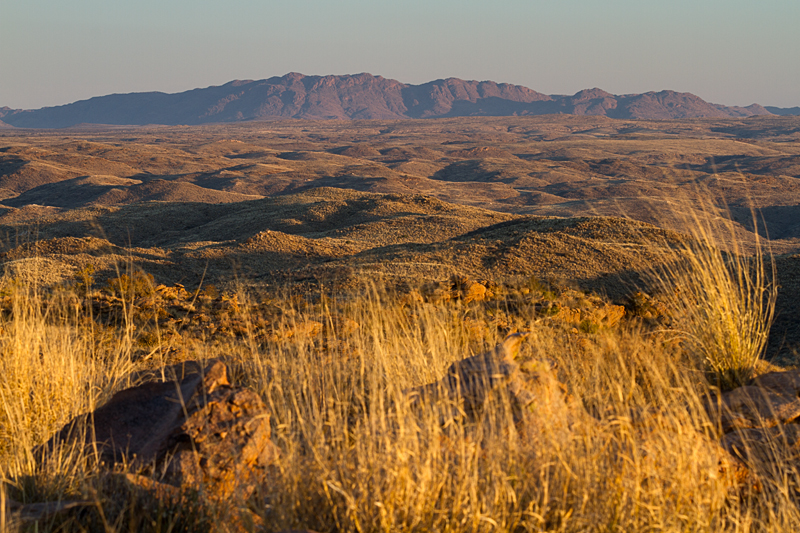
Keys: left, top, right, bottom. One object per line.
{"left": 406, "top": 333, "right": 529, "bottom": 419}
{"left": 448, "top": 276, "right": 493, "bottom": 304}
{"left": 42, "top": 360, "right": 278, "bottom": 502}
{"left": 722, "top": 423, "right": 800, "bottom": 464}
{"left": 43, "top": 360, "right": 229, "bottom": 467}
{"left": 160, "top": 385, "right": 279, "bottom": 500}
{"left": 750, "top": 369, "right": 800, "bottom": 396}
{"left": 1, "top": 495, "right": 90, "bottom": 529}
{"left": 710, "top": 377, "right": 800, "bottom": 433}
{"left": 404, "top": 332, "right": 573, "bottom": 425}
{"left": 463, "top": 282, "right": 488, "bottom": 304}
{"left": 706, "top": 369, "right": 800, "bottom": 496}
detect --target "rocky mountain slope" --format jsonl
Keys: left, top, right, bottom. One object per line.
{"left": 0, "top": 73, "right": 773, "bottom": 128}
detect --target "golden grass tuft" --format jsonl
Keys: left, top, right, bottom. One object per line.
{"left": 644, "top": 190, "right": 777, "bottom": 390}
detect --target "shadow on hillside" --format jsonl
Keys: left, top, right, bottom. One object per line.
{"left": 0, "top": 156, "right": 27, "bottom": 176}
{"left": 728, "top": 205, "right": 800, "bottom": 240}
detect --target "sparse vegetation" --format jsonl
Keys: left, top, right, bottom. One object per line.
{"left": 0, "top": 242, "right": 796, "bottom": 532}
{"left": 645, "top": 191, "right": 777, "bottom": 389}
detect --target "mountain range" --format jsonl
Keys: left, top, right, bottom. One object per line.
{"left": 0, "top": 72, "right": 796, "bottom": 128}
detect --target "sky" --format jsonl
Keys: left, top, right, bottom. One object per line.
{"left": 2, "top": 0, "right": 799, "bottom": 110}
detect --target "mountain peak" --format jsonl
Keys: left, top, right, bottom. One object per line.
{"left": 0, "top": 74, "right": 779, "bottom": 128}
{"left": 572, "top": 88, "right": 614, "bottom": 100}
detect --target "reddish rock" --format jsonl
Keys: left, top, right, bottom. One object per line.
{"left": 462, "top": 282, "right": 489, "bottom": 304}
{"left": 713, "top": 384, "right": 800, "bottom": 433}
{"left": 722, "top": 424, "right": 800, "bottom": 464}
{"left": 161, "top": 386, "right": 279, "bottom": 500}
{"left": 750, "top": 369, "right": 800, "bottom": 395}
{"left": 42, "top": 360, "right": 278, "bottom": 504}
{"left": 43, "top": 360, "right": 229, "bottom": 466}
{"left": 272, "top": 319, "right": 323, "bottom": 341}
{"left": 406, "top": 333, "right": 531, "bottom": 419}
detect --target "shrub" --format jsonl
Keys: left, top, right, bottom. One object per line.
{"left": 647, "top": 191, "right": 776, "bottom": 389}
{"left": 105, "top": 271, "right": 155, "bottom": 300}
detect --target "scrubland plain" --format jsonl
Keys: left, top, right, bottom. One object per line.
{"left": 2, "top": 115, "right": 800, "bottom": 531}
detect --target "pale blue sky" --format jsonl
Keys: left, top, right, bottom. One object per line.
{"left": 2, "top": 0, "right": 799, "bottom": 109}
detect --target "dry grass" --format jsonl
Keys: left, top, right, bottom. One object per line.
{"left": 235, "top": 287, "right": 800, "bottom": 533}
{"left": 644, "top": 190, "right": 777, "bottom": 389}
{"left": 0, "top": 201, "right": 795, "bottom": 532}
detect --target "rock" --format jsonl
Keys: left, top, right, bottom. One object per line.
{"left": 43, "top": 360, "right": 229, "bottom": 466}
{"left": 702, "top": 369, "right": 800, "bottom": 496}
{"left": 750, "top": 369, "right": 800, "bottom": 396}
{"left": 722, "top": 424, "right": 800, "bottom": 464}
{"left": 587, "top": 303, "right": 626, "bottom": 328}
{"left": 161, "top": 386, "right": 279, "bottom": 500}
{"left": 711, "top": 384, "right": 800, "bottom": 433}
{"left": 2, "top": 494, "right": 90, "bottom": 528}
{"left": 512, "top": 356, "right": 591, "bottom": 447}
{"left": 405, "top": 333, "right": 578, "bottom": 427}
{"left": 155, "top": 283, "right": 191, "bottom": 300}
{"left": 406, "top": 333, "right": 531, "bottom": 420}
{"left": 463, "top": 282, "right": 488, "bottom": 303}
{"left": 42, "top": 360, "right": 278, "bottom": 504}
{"left": 122, "top": 472, "right": 267, "bottom": 532}
{"left": 123, "top": 473, "right": 182, "bottom": 503}
{"left": 509, "top": 358, "right": 566, "bottom": 413}
{"left": 550, "top": 306, "right": 581, "bottom": 324}
{"left": 272, "top": 319, "right": 323, "bottom": 341}
{"left": 448, "top": 276, "right": 492, "bottom": 304}
{"left": 709, "top": 440, "right": 758, "bottom": 493}
{"left": 629, "top": 291, "right": 667, "bottom": 321}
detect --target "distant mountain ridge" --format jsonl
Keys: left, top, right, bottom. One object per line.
{"left": 766, "top": 106, "right": 800, "bottom": 116}
{"left": 0, "top": 73, "right": 778, "bottom": 128}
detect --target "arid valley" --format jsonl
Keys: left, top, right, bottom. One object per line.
{"left": 3, "top": 115, "right": 800, "bottom": 357}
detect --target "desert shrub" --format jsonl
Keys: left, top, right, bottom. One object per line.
{"left": 74, "top": 263, "right": 95, "bottom": 296}
{"left": 524, "top": 275, "right": 558, "bottom": 300}
{"left": 578, "top": 317, "right": 600, "bottom": 334}
{"left": 646, "top": 192, "right": 776, "bottom": 390}
{"left": 105, "top": 271, "right": 155, "bottom": 300}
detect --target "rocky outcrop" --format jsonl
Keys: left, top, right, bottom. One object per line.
{"left": 713, "top": 369, "right": 800, "bottom": 470}
{"left": 45, "top": 360, "right": 227, "bottom": 466}
{"left": 159, "top": 384, "right": 278, "bottom": 501}
{"left": 405, "top": 333, "right": 532, "bottom": 420}
{"left": 42, "top": 360, "right": 278, "bottom": 503}
{"left": 404, "top": 332, "right": 578, "bottom": 432}
{"left": 30, "top": 336, "right": 800, "bottom": 528}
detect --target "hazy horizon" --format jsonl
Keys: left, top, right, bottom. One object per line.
{"left": 3, "top": 0, "right": 799, "bottom": 110}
